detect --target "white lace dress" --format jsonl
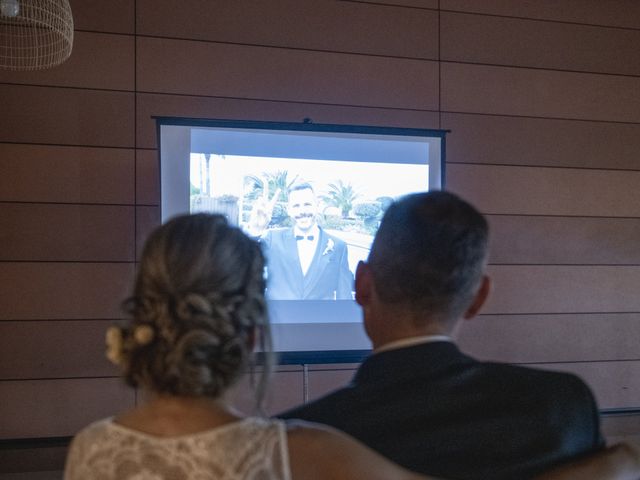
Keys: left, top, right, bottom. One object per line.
{"left": 64, "top": 417, "right": 291, "bottom": 480}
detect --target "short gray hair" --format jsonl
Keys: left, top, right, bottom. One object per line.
{"left": 368, "top": 191, "right": 489, "bottom": 321}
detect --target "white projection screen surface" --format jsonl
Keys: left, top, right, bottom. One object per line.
{"left": 156, "top": 117, "right": 447, "bottom": 363}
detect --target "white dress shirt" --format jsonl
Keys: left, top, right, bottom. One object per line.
{"left": 294, "top": 225, "right": 319, "bottom": 276}
{"left": 374, "top": 334, "right": 452, "bottom": 354}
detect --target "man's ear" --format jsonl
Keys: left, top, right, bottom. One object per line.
{"left": 463, "top": 275, "right": 491, "bottom": 320}
{"left": 354, "top": 261, "right": 373, "bottom": 307}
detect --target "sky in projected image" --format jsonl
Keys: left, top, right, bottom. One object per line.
{"left": 189, "top": 154, "right": 429, "bottom": 200}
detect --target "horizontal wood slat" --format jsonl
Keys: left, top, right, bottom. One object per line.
{"left": 0, "top": 378, "right": 134, "bottom": 439}
{"left": 0, "top": 321, "right": 116, "bottom": 380}
{"left": 137, "top": 0, "right": 438, "bottom": 60}
{"left": 0, "top": 144, "right": 134, "bottom": 204}
{"left": 440, "top": 0, "right": 640, "bottom": 29}
{"left": 441, "top": 12, "right": 640, "bottom": 75}
{"left": 70, "top": 0, "right": 134, "bottom": 34}
{"left": 0, "top": 444, "right": 67, "bottom": 473}
{"left": 602, "top": 414, "right": 640, "bottom": 441}
{"left": 136, "top": 206, "right": 160, "bottom": 260}
{"left": 307, "top": 368, "right": 355, "bottom": 402}
{"left": 0, "top": 263, "right": 134, "bottom": 320}
{"left": 0, "top": 32, "right": 134, "bottom": 91}
{"left": 539, "top": 361, "right": 640, "bottom": 410}
{"left": 443, "top": 113, "right": 640, "bottom": 170}
{"left": 487, "top": 215, "right": 640, "bottom": 265}
{"left": 442, "top": 62, "right": 640, "bottom": 123}
{"left": 0, "top": 85, "right": 134, "bottom": 147}
{"left": 136, "top": 150, "right": 159, "bottom": 205}
{"left": 136, "top": 93, "right": 439, "bottom": 149}
{"left": 364, "top": 0, "right": 438, "bottom": 8}
{"left": 448, "top": 164, "right": 640, "bottom": 217}
{"left": 136, "top": 37, "right": 439, "bottom": 110}
{"left": 227, "top": 370, "right": 304, "bottom": 416}
{"left": 458, "top": 313, "right": 640, "bottom": 363}
{"left": 485, "top": 265, "right": 640, "bottom": 314}
{"left": 0, "top": 204, "right": 134, "bottom": 262}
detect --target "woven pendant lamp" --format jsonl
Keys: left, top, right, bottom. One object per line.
{"left": 0, "top": 0, "right": 74, "bottom": 71}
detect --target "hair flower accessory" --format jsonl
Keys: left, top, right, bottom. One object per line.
{"left": 322, "top": 238, "right": 335, "bottom": 256}
{"left": 133, "top": 324, "right": 155, "bottom": 346}
{"left": 105, "top": 326, "right": 124, "bottom": 366}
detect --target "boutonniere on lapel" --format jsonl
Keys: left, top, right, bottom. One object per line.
{"left": 322, "top": 239, "right": 335, "bottom": 256}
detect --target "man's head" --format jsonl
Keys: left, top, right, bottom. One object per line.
{"left": 356, "top": 191, "right": 490, "bottom": 344}
{"left": 288, "top": 183, "right": 318, "bottom": 233}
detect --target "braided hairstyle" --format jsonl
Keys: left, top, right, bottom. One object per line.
{"left": 114, "top": 213, "right": 270, "bottom": 399}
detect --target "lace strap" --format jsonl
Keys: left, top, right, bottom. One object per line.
{"left": 277, "top": 420, "right": 292, "bottom": 480}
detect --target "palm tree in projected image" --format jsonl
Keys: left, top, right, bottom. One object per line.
{"left": 322, "top": 180, "right": 360, "bottom": 218}
{"left": 267, "top": 170, "right": 299, "bottom": 202}
{"left": 245, "top": 170, "right": 299, "bottom": 202}
{"left": 200, "top": 153, "right": 211, "bottom": 196}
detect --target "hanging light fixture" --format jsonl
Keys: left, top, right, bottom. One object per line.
{"left": 0, "top": 0, "right": 74, "bottom": 71}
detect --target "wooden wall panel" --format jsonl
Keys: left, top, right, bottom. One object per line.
{"left": 487, "top": 215, "right": 640, "bottom": 265}
{"left": 441, "top": 12, "right": 640, "bottom": 75}
{"left": 485, "top": 265, "right": 640, "bottom": 314}
{"left": 137, "top": 0, "right": 438, "bottom": 60}
{"left": 0, "top": 85, "right": 134, "bottom": 147}
{"left": 0, "top": 321, "right": 116, "bottom": 380}
{"left": 70, "top": 0, "right": 134, "bottom": 34}
{"left": 136, "top": 38, "right": 439, "bottom": 110}
{"left": 442, "top": 63, "right": 640, "bottom": 123}
{"left": 136, "top": 206, "right": 160, "bottom": 259}
{"left": 308, "top": 368, "right": 355, "bottom": 401}
{"left": 602, "top": 415, "right": 640, "bottom": 441}
{"left": 443, "top": 113, "right": 640, "bottom": 170}
{"left": 227, "top": 369, "right": 303, "bottom": 416}
{"left": 136, "top": 150, "right": 159, "bottom": 205}
{"left": 440, "top": 0, "right": 640, "bottom": 29}
{"left": 136, "top": 93, "right": 440, "bottom": 149}
{"left": 448, "top": 164, "right": 640, "bottom": 217}
{"left": 0, "top": 33, "right": 134, "bottom": 91}
{"left": 0, "top": 378, "right": 134, "bottom": 438}
{"left": 3, "top": 0, "right": 640, "bottom": 445}
{"left": 0, "top": 263, "right": 133, "bottom": 320}
{"left": 539, "top": 361, "right": 640, "bottom": 410}
{"left": 457, "top": 313, "right": 640, "bottom": 364}
{"left": 365, "top": 0, "right": 438, "bottom": 8}
{"left": 0, "top": 144, "right": 134, "bottom": 204}
{"left": 0, "top": 204, "right": 134, "bottom": 262}
{"left": 0, "top": 444, "right": 67, "bottom": 473}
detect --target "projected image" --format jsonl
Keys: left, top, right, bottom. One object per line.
{"left": 159, "top": 119, "right": 446, "bottom": 358}
{"left": 190, "top": 154, "right": 429, "bottom": 300}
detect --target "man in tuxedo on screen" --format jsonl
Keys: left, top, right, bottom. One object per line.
{"left": 280, "top": 191, "right": 604, "bottom": 480}
{"left": 247, "top": 182, "right": 353, "bottom": 300}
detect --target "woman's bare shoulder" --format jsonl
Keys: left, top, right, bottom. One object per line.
{"left": 285, "top": 420, "right": 429, "bottom": 480}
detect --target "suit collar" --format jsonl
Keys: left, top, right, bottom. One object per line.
{"left": 281, "top": 228, "right": 304, "bottom": 279}
{"left": 353, "top": 341, "right": 474, "bottom": 385}
{"left": 302, "top": 228, "right": 331, "bottom": 292}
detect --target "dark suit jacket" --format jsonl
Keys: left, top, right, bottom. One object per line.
{"left": 261, "top": 227, "right": 353, "bottom": 300}
{"left": 280, "top": 342, "right": 603, "bottom": 480}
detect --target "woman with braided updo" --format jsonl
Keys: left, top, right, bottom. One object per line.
{"left": 64, "top": 214, "right": 639, "bottom": 480}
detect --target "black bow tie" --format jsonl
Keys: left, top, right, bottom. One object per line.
{"left": 295, "top": 235, "right": 314, "bottom": 241}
